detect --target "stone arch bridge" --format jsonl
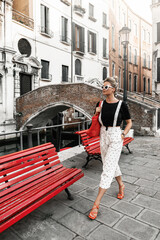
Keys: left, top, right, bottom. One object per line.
{"left": 16, "top": 83, "right": 160, "bottom": 135}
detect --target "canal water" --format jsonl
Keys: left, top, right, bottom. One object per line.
{"left": 0, "top": 130, "right": 79, "bottom": 156}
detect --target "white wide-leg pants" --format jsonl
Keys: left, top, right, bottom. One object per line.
{"left": 99, "top": 126, "right": 123, "bottom": 189}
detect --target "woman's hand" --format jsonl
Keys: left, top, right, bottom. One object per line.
{"left": 121, "top": 133, "right": 125, "bottom": 140}
{"left": 95, "top": 107, "right": 101, "bottom": 115}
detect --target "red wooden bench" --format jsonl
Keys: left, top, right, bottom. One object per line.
{"left": 0, "top": 142, "right": 84, "bottom": 233}
{"left": 75, "top": 130, "right": 134, "bottom": 168}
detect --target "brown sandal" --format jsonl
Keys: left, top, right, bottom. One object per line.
{"left": 117, "top": 184, "right": 125, "bottom": 199}
{"left": 88, "top": 203, "right": 99, "bottom": 220}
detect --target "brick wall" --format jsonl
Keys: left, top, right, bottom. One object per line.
{"left": 16, "top": 83, "right": 158, "bottom": 135}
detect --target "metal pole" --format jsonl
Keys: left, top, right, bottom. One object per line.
{"left": 37, "top": 130, "right": 40, "bottom": 145}
{"left": 26, "top": 124, "right": 33, "bottom": 148}
{"left": 78, "top": 123, "right": 80, "bottom": 146}
{"left": 20, "top": 132, "right": 23, "bottom": 150}
{"left": 123, "top": 44, "right": 127, "bottom": 103}
{"left": 71, "top": 0, "right": 73, "bottom": 83}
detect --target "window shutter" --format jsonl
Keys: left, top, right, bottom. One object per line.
{"left": 45, "top": 7, "right": 49, "bottom": 34}
{"left": 72, "top": 23, "right": 76, "bottom": 51}
{"left": 157, "top": 58, "right": 160, "bottom": 82}
{"left": 41, "top": 5, "right": 45, "bottom": 32}
{"left": 93, "top": 33, "right": 96, "bottom": 54}
{"left": 157, "top": 22, "right": 160, "bottom": 42}
{"left": 80, "top": 27, "right": 85, "bottom": 53}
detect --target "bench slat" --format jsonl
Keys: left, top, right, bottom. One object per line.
{"left": 0, "top": 164, "right": 64, "bottom": 201}
{"left": 0, "top": 143, "right": 54, "bottom": 164}
{"left": 0, "top": 169, "right": 82, "bottom": 223}
{"left": 0, "top": 168, "right": 75, "bottom": 216}
{"left": 0, "top": 171, "right": 84, "bottom": 233}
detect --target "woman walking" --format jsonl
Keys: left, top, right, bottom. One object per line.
{"left": 89, "top": 77, "right": 132, "bottom": 220}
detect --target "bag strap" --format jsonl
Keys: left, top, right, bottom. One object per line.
{"left": 113, "top": 100, "right": 122, "bottom": 127}
{"left": 98, "top": 100, "right": 103, "bottom": 107}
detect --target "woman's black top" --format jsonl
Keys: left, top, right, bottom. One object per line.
{"left": 96, "top": 100, "right": 131, "bottom": 127}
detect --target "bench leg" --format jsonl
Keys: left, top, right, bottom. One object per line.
{"left": 82, "top": 155, "right": 91, "bottom": 168}
{"left": 65, "top": 188, "right": 74, "bottom": 200}
{"left": 125, "top": 144, "right": 132, "bottom": 154}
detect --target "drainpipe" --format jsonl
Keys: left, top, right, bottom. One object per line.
{"left": 71, "top": 0, "right": 73, "bottom": 83}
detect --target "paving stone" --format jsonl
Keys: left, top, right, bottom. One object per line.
{"left": 95, "top": 206, "right": 122, "bottom": 227}
{"left": 53, "top": 189, "right": 83, "bottom": 206}
{"left": 122, "top": 174, "right": 138, "bottom": 184}
{"left": 136, "top": 209, "right": 160, "bottom": 229}
{"left": 134, "top": 179, "right": 160, "bottom": 191}
{"left": 136, "top": 187, "right": 157, "bottom": 197}
{"left": 67, "top": 182, "right": 88, "bottom": 194}
{"left": 79, "top": 188, "right": 118, "bottom": 207}
{"left": 111, "top": 201, "right": 143, "bottom": 218}
{"left": 112, "top": 181, "right": 139, "bottom": 191}
{"left": 77, "top": 176, "right": 100, "bottom": 188}
{"left": 71, "top": 198, "right": 94, "bottom": 214}
{"left": 154, "top": 192, "right": 160, "bottom": 200}
{"left": 12, "top": 212, "right": 75, "bottom": 240}
{"left": 155, "top": 233, "right": 160, "bottom": 240}
{"left": 0, "top": 228, "right": 21, "bottom": 240}
{"left": 87, "top": 224, "right": 129, "bottom": 240}
{"left": 38, "top": 199, "right": 72, "bottom": 221}
{"left": 58, "top": 209, "right": 100, "bottom": 238}
{"left": 106, "top": 185, "right": 138, "bottom": 202}
{"left": 114, "top": 216, "right": 158, "bottom": 240}
{"left": 132, "top": 194, "right": 160, "bottom": 212}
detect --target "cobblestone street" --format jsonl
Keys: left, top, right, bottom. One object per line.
{"left": 1, "top": 136, "right": 160, "bottom": 240}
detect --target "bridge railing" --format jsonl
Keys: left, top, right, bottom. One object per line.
{"left": 0, "top": 120, "right": 91, "bottom": 156}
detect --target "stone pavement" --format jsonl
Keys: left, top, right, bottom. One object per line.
{"left": 1, "top": 136, "right": 160, "bottom": 240}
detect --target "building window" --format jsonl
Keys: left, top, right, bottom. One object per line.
{"left": 41, "top": 60, "right": 49, "bottom": 79}
{"left": 129, "top": 19, "right": 132, "bottom": 30}
{"left": 103, "top": 13, "right": 107, "bottom": 27}
{"left": 119, "top": 68, "right": 121, "bottom": 88}
{"left": 75, "top": 59, "right": 81, "bottom": 75}
{"left": 88, "top": 31, "right": 96, "bottom": 54}
{"left": 129, "top": 46, "right": 131, "bottom": 62}
{"left": 123, "top": 12, "right": 126, "bottom": 26}
{"left": 143, "top": 29, "right": 146, "bottom": 41}
{"left": 89, "top": 3, "right": 94, "bottom": 18}
{"left": 112, "top": 0, "right": 115, "bottom": 8}
{"left": 0, "top": 75, "right": 2, "bottom": 103}
{"left": 103, "top": 38, "right": 107, "bottom": 58}
{"left": 74, "top": 110, "right": 84, "bottom": 118}
{"left": 103, "top": 67, "right": 107, "bottom": 80}
{"left": 157, "top": 22, "right": 160, "bottom": 42}
{"left": 143, "top": 53, "right": 146, "bottom": 67}
{"left": 62, "top": 65, "right": 68, "bottom": 82}
{"left": 61, "top": 17, "right": 68, "bottom": 42}
{"left": 143, "top": 77, "right": 146, "bottom": 92}
{"left": 75, "top": 0, "right": 82, "bottom": 5}
{"left": 148, "top": 78, "right": 150, "bottom": 93}
{"left": 134, "top": 23, "right": 137, "bottom": 36}
{"left": 148, "top": 32, "right": 150, "bottom": 43}
{"left": 41, "top": 4, "right": 49, "bottom": 34}
{"left": 157, "top": 58, "right": 160, "bottom": 82}
{"left": 134, "top": 75, "right": 137, "bottom": 91}
{"left": 112, "top": 25, "right": 115, "bottom": 49}
{"left": 72, "top": 23, "right": 85, "bottom": 53}
{"left": 134, "top": 49, "right": 137, "bottom": 65}
{"left": 118, "top": 37, "right": 121, "bottom": 55}
{"left": 112, "top": 62, "right": 115, "bottom": 76}
{"left": 129, "top": 73, "right": 132, "bottom": 91}
{"left": 148, "top": 55, "right": 150, "bottom": 68}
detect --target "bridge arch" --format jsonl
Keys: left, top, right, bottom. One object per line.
{"left": 21, "top": 101, "right": 92, "bottom": 130}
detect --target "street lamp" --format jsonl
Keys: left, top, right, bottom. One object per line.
{"left": 119, "top": 25, "right": 131, "bottom": 103}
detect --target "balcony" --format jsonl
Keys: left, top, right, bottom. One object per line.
{"left": 74, "top": 75, "right": 84, "bottom": 82}
{"left": 12, "top": 9, "right": 34, "bottom": 29}
{"left": 74, "top": 5, "right": 86, "bottom": 16}
{"left": 60, "top": 0, "right": 71, "bottom": 6}
{"left": 40, "top": 26, "right": 54, "bottom": 38}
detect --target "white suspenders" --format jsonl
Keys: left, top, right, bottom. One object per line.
{"left": 99, "top": 100, "right": 122, "bottom": 128}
